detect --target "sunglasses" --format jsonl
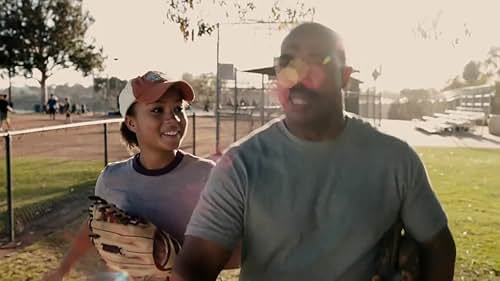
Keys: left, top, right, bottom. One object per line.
{"left": 274, "top": 54, "right": 334, "bottom": 74}
{"left": 274, "top": 54, "right": 340, "bottom": 89}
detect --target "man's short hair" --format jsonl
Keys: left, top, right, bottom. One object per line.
{"left": 285, "top": 22, "right": 346, "bottom": 67}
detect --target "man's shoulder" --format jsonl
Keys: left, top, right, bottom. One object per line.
{"left": 347, "top": 116, "right": 413, "bottom": 156}
{"left": 209, "top": 118, "right": 284, "bottom": 174}
{"left": 224, "top": 117, "right": 284, "bottom": 153}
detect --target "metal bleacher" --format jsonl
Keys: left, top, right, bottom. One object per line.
{"left": 414, "top": 116, "right": 454, "bottom": 134}
{"left": 414, "top": 108, "right": 487, "bottom": 134}
{"left": 414, "top": 85, "right": 493, "bottom": 134}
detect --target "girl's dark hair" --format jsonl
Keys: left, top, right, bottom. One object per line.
{"left": 120, "top": 103, "right": 139, "bottom": 153}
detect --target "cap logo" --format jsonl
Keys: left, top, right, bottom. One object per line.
{"left": 144, "top": 71, "right": 166, "bottom": 82}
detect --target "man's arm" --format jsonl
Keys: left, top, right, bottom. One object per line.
{"left": 399, "top": 145, "right": 456, "bottom": 280}
{"left": 419, "top": 226, "right": 456, "bottom": 281}
{"left": 224, "top": 241, "right": 241, "bottom": 269}
{"left": 171, "top": 236, "right": 232, "bottom": 281}
{"left": 173, "top": 150, "right": 246, "bottom": 280}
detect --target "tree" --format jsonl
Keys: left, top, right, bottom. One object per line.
{"left": 443, "top": 58, "right": 490, "bottom": 91}
{"left": 182, "top": 72, "right": 217, "bottom": 108}
{"left": 164, "top": 0, "right": 316, "bottom": 40}
{"left": 442, "top": 76, "right": 466, "bottom": 91}
{"left": 93, "top": 76, "right": 127, "bottom": 111}
{"left": 6, "top": 0, "right": 105, "bottom": 105}
{"left": 413, "top": 10, "right": 471, "bottom": 48}
{"left": 462, "top": 60, "right": 481, "bottom": 83}
{"left": 0, "top": 0, "right": 25, "bottom": 103}
{"left": 399, "top": 88, "right": 439, "bottom": 119}
{"left": 372, "top": 65, "right": 382, "bottom": 81}
{"left": 483, "top": 46, "right": 500, "bottom": 78}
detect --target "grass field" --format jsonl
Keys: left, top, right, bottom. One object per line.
{"left": 0, "top": 147, "right": 498, "bottom": 280}
{"left": 0, "top": 157, "right": 102, "bottom": 233}
{"left": 417, "top": 148, "right": 500, "bottom": 280}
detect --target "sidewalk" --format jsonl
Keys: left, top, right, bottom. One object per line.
{"left": 376, "top": 119, "right": 500, "bottom": 149}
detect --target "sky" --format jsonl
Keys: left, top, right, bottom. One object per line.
{"left": 1, "top": 0, "right": 500, "bottom": 92}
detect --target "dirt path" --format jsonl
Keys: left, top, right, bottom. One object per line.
{"left": 0, "top": 188, "right": 108, "bottom": 281}
{"left": 2, "top": 113, "right": 105, "bottom": 131}
{"left": 0, "top": 188, "right": 92, "bottom": 259}
{"left": 0, "top": 113, "right": 258, "bottom": 162}
{"left": 0, "top": 188, "right": 238, "bottom": 280}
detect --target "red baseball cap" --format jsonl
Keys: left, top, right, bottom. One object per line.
{"left": 119, "top": 71, "right": 195, "bottom": 117}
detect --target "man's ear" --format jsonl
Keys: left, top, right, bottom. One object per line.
{"left": 341, "top": 66, "right": 353, "bottom": 89}
{"left": 125, "top": 116, "right": 137, "bottom": 133}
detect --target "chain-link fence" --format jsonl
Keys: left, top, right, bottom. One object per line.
{"left": 0, "top": 119, "right": 124, "bottom": 241}
{"left": 0, "top": 110, "right": 283, "bottom": 242}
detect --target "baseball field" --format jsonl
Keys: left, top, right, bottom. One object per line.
{"left": 0, "top": 113, "right": 498, "bottom": 281}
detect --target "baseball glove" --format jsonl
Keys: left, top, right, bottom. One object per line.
{"left": 88, "top": 196, "right": 181, "bottom": 280}
{"left": 372, "top": 220, "right": 420, "bottom": 281}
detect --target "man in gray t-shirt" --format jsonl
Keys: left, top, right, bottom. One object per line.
{"left": 172, "top": 23, "right": 456, "bottom": 281}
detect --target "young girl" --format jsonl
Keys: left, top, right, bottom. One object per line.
{"left": 43, "top": 71, "right": 238, "bottom": 281}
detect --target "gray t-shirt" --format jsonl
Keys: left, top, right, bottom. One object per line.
{"left": 95, "top": 150, "right": 215, "bottom": 243}
{"left": 186, "top": 116, "right": 448, "bottom": 281}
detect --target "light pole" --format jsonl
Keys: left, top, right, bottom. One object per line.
{"left": 214, "top": 21, "right": 291, "bottom": 155}
{"left": 106, "top": 58, "right": 119, "bottom": 112}
{"left": 371, "top": 65, "right": 382, "bottom": 127}
{"left": 233, "top": 67, "right": 238, "bottom": 142}
{"left": 215, "top": 23, "right": 221, "bottom": 154}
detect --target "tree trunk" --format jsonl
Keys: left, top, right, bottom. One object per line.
{"left": 8, "top": 73, "right": 12, "bottom": 104}
{"left": 7, "top": 67, "right": 15, "bottom": 104}
{"left": 40, "top": 72, "right": 47, "bottom": 106}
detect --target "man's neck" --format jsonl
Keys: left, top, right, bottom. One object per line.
{"left": 284, "top": 113, "right": 346, "bottom": 142}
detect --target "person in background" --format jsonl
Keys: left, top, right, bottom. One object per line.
{"left": 62, "top": 97, "right": 72, "bottom": 123}
{"left": 46, "top": 94, "right": 58, "bottom": 120}
{"left": 0, "top": 94, "right": 15, "bottom": 131}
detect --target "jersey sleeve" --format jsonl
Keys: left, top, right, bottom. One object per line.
{"left": 94, "top": 167, "right": 111, "bottom": 199}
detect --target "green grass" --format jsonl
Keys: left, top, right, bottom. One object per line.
{"left": 0, "top": 157, "right": 102, "bottom": 233}
{"left": 0, "top": 157, "right": 102, "bottom": 207}
{"left": 416, "top": 148, "right": 500, "bottom": 280}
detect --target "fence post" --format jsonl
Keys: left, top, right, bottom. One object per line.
{"left": 234, "top": 70, "right": 238, "bottom": 142}
{"left": 215, "top": 24, "right": 221, "bottom": 155}
{"left": 192, "top": 113, "right": 196, "bottom": 155}
{"left": 103, "top": 123, "right": 108, "bottom": 166}
{"left": 260, "top": 74, "right": 265, "bottom": 125}
{"left": 5, "top": 134, "right": 14, "bottom": 242}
